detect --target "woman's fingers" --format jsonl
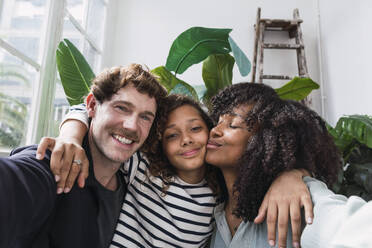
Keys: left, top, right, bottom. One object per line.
{"left": 289, "top": 200, "right": 302, "bottom": 248}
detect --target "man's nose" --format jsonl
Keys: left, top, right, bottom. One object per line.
{"left": 122, "top": 115, "right": 138, "bottom": 131}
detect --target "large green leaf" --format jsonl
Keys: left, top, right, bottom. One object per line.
{"left": 151, "top": 66, "right": 198, "bottom": 100}
{"left": 228, "top": 37, "right": 251, "bottom": 76}
{"left": 202, "top": 54, "right": 234, "bottom": 105}
{"left": 334, "top": 115, "right": 372, "bottom": 149}
{"left": 275, "top": 77, "right": 319, "bottom": 101}
{"left": 165, "top": 27, "right": 232, "bottom": 75}
{"left": 56, "top": 39, "right": 95, "bottom": 105}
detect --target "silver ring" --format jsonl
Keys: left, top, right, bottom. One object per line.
{"left": 73, "top": 159, "right": 82, "bottom": 166}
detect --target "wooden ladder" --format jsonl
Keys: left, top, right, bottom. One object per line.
{"left": 251, "top": 8, "right": 309, "bottom": 84}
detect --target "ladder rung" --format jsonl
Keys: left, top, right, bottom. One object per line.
{"left": 263, "top": 43, "right": 303, "bottom": 49}
{"left": 260, "top": 19, "right": 303, "bottom": 28}
{"left": 261, "top": 75, "right": 292, "bottom": 80}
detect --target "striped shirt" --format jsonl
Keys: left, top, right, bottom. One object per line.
{"left": 64, "top": 105, "right": 217, "bottom": 248}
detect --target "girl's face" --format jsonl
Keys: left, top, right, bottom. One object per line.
{"left": 162, "top": 105, "right": 209, "bottom": 183}
{"left": 206, "top": 104, "right": 255, "bottom": 168}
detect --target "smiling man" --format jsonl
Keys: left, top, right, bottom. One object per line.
{"left": 0, "top": 64, "right": 166, "bottom": 248}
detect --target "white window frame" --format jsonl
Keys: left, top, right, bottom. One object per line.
{"left": 0, "top": 0, "right": 109, "bottom": 156}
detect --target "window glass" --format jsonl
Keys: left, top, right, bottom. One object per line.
{"left": 0, "top": 50, "right": 38, "bottom": 150}
{"left": 0, "top": 0, "right": 47, "bottom": 63}
{"left": 86, "top": 0, "right": 106, "bottom": 49}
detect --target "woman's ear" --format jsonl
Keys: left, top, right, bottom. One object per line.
{"left": 86, "top": 93, "right": 97, "bottom": 118}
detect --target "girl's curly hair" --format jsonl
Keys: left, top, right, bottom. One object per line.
{"left": 210, "top": 83, "right": 342, "bottom": 221}
{"left": 144, "top": 94, "right": 223, "bottom": 197}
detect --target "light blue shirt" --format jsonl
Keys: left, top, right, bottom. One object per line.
{"left": 210, "top": 202, "right": 294, "bottom": 248}
{"left": 211, "top": 177, "right": 372, "bottom": 248}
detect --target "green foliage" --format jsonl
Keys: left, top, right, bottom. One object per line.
{"left": 0, "top": 92, "right": 27, "bottom": 147}
{"left": 56, "top": 39, "right": 95, "bottom": 105}
{"left": 202, "top": 54, "right": 234, "bottom": 105}
{"left": 329, "top": 115, "right": 372, "bottom": 201}
{"left": 165, "top": 27, "right": 232, "bottom": 75}
{"left": 151, "top": 66, "right": 198, "bottom": 100}
{"left": 275, "top": 77, "right": 319, "bottom": 100}
{"left": 228, "top": 37, "right": 251, "bottom": 76}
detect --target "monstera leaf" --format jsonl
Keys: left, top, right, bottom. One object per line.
{"left": 56, "top": 39, "right": 95, "bottom": 105}
{"left": 165, "top": 27, "right": 232, "bottom": 75}
{"left": 275, "top": 77, "right": 319, "bottom": 101}
{"left": 331, "top": 115, "right": 372, "bottom": 153}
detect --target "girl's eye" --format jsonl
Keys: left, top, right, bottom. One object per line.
{"left": 191, "top": 126, "right": 202, "bottom": 132}
{"left": 165, "top": 133, "right": 178, "bottom": 140}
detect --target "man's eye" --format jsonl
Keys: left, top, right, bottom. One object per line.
{"left": 116, "top": 106, "right": 129, "bottom": 112}
{"left": 141, "top": 115, "right": 151, "bottom": 122}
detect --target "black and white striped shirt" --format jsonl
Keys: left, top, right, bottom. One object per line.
{"left": 111, "top": 152, "right": 216, "bottom": 248}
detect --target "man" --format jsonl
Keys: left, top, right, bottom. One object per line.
{"left": 0, "top": 64, "right": 167, "bottom": 248}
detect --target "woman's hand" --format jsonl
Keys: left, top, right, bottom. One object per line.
{"left": 254, "top": 169, "right": 313, "bottom": 248}
{"left": 36, "top": 119, "right": 89, "bottom": 194}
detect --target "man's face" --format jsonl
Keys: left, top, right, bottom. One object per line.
{"left": 88, "top": 83, "right": 156, "bottom": 163}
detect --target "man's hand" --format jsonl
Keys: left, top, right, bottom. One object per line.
{"left": 254, "top": 169, "right": 313, "bottom": 248}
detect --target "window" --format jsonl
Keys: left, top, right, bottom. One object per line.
{"left": 0, "top": 0, "right": 109, "bottom": 155}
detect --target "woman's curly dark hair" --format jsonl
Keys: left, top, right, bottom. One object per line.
{"left": 210, "top": 82, "right": 342, "bottom": 221}
{"left": 144, "top": 94, "right": 223, "bottom": 197}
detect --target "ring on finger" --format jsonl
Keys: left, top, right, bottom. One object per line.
{"left": 73, "top": 159, "right": 82, "bottom": 166}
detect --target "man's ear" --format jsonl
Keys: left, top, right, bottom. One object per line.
{"left": 86, "top": 93, "right": 97, "bottom": 118}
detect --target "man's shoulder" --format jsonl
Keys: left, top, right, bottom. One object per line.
{"left": 5, "top": 144, "right": 52, "bottom": 171}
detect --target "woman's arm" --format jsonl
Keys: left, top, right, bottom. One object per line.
{"left": 254, "top": 169, "right": 313, "bottom": 248}
{"left": 36, "top": 104, "right": 89, "bottom": 194}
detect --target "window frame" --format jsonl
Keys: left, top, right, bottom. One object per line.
{"left": 0, "top": 0, "right": 109, "bottom": 156}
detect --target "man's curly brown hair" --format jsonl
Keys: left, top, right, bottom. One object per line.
{"left": 210, "top": 83, "right": 342, "bottom": 221}
{"left": 145, "top": 94, "right": 223, "bottom": 197}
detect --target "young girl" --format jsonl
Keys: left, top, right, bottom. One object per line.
{"left": 207, "top": 83, "right": 342, "bottom": 247}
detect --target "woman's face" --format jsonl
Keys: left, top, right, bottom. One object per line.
{"left": 162, "top": 105, "right": 209, "bottom": 183}
{"left": 206, "top": 104, "right": 255, "bottom": 168}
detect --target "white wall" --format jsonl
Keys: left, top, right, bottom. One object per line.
{"left": 103, "top": 0, "right": 323, "bottom": 113}
{"left": 318, "top": 0, "right": 372, "bottom": 125}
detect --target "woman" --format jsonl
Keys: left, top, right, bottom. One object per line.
{"left": 206, "top": 82, "right": 341, "bottom": 247}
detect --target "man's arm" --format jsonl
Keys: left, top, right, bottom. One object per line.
{"left": 0, "top": 146, "right": 57, "bottom": 247}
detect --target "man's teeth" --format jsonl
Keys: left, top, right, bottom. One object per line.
{"left": 114, "top": 134, "right": 133, "bottom": 144}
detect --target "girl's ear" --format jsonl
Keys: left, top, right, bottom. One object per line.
{"left": 86, "top": 93, "right": 97, "bottom": 118}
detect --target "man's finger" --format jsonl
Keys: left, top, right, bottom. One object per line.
{"left": 277, "top": 202, "right": 289, "bottom": 248}
{"left": 266, "top": 202, "right": 278, "bottom": 247}
{"left": 289, "top": 201, "right": 301, "bottom": 248}
{"left": 36, "top": 137, "right": 56, "bottom": 160}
